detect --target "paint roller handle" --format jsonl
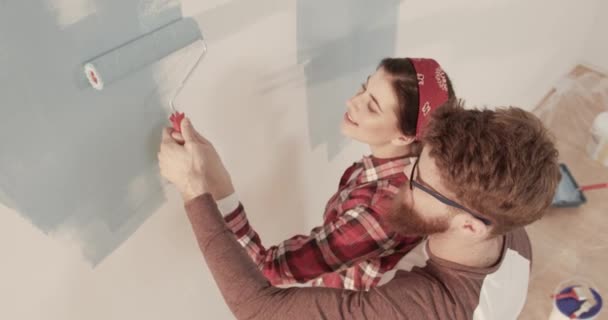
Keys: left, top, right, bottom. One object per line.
{"left": 579, "top": 183, "right": 608, "bottom": 192}
{"left": 170, "top": 112, "right": 185, "bottom": 133}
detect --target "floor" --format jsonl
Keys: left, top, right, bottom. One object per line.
{"left": 519, "top": 65, "right": 608, "bottom": 319}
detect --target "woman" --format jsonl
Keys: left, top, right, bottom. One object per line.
{"left": 180, "top": 57, "right": 456, "bottom": 291}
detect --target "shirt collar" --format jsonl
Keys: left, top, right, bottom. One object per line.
{"left": 358, "top": 155, "right": 412, "bottom": 183}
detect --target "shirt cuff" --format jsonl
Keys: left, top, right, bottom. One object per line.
{"left": 216, "top": 192, "right": 240, "bottom": 216}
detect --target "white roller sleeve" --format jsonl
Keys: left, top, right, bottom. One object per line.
{"left": 84, "top": 17, "right": 202, "bottom": 90}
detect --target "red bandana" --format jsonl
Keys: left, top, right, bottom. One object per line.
{"left": 408, "top": 58, "right": 449, "bottom": 138}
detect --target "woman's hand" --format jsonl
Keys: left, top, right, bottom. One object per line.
{"left": 158, "top": 118, "right": 235, "bottom": 202}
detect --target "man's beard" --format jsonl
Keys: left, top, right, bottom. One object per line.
{"left": 386, "top": 192, "right": 451, "bottom": 236}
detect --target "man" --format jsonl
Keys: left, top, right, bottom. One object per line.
{"left": 158, "top": 102, "right": 560, "bottom": 319}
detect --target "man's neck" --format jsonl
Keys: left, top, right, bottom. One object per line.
{"left": 427, "top": 232, "right": 505, "bottom": 269}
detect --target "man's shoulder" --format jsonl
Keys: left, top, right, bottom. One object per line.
{"left": 374, "top": 269, "right": 454, "bottom": 318}
{"left": 378, "top": 231, "right": 534, "bottom": 318}
{"left": 507, "top": 227, "right": 532, "bottom": 261}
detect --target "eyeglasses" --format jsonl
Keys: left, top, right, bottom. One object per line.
{"left": 409, "top": 158, "right": 492, "bottom": 226}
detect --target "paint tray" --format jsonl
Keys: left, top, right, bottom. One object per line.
{"left": 551, "top": 163, "right": 587, "bottom": 207}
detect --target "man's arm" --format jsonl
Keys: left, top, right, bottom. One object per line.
{"left": 212, "top": 193, "right": 407, "bottom": 286}
{"left": 185, "top": 194, "right": 436, "bottom": 320}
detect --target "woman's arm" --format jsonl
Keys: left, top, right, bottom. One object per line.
{"left": 211, "top": 193, "right": 405, "bottom": 287}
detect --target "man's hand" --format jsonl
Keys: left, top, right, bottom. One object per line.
{"left": 158, "top": 118, "right": 235, "bottom": 202}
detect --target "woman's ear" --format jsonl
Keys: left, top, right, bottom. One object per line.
{"left": 391, "top": 135, "right": 416, "bottom": 146}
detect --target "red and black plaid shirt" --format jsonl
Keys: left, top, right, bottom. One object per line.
{"left": 221, "top": 155, "right": 422, "bottom": 290}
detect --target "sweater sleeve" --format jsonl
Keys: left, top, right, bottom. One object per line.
{"left": 184, "top": 194, "right": 437, "bottom": 320}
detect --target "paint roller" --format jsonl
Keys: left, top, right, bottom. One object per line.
{"left": 552, "top": 163, "right": 608, "bottom": 207}
{"left": 83, "top": 17, "right": 206, "bottom": 132}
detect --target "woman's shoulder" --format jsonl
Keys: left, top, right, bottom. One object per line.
{"left": 338, "top": 182, "right": 404, "bottom": 215}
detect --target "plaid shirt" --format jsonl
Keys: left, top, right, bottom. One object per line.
{"left": 221, "top": 155, "right": 422, "bottom": 291}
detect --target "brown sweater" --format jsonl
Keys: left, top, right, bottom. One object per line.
{"left": 185, "top": 194, "right": 532, "bottom": 320}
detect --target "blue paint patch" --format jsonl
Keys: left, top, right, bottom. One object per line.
{"left": 296, "top": 0, "right": 400, "bottom": 159}
{"left": 0, "top": 0, "right": 399, "bottom": 265}
{"left": 0, "top": 0, "right": 181, "bottom": 266}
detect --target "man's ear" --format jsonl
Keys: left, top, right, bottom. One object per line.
{"left": 454, "top": 214, "right": 492, "bottom": 239}
{"left": 391, "top": 134, "right": 415, "bottom": 146}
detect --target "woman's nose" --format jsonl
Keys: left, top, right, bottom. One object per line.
{"left": 348, "top": 95, "right": 365, "bottom": 111}
{"left": 346, "top": 97, "right": 357, "bottom": 111}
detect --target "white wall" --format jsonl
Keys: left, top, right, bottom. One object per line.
{"left": 395, "top": 0, "right": 601, "bottom": 110}
{"left": 0, "top": 1, "right": 603, "bottom": 319}
{"left": 582, "top": 0, "right": 608, "bottom": 71}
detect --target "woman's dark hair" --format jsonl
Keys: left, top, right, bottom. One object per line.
{"left": 377, "top": 58, "right": 456, "bottom": 137}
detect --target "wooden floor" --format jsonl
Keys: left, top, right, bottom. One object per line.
{"left": 519, "top": 65, "right": 608, "bottom": 319}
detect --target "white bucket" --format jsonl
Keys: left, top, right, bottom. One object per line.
{"left": 587, "top": 112, "right": 608, "bottom": 167}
